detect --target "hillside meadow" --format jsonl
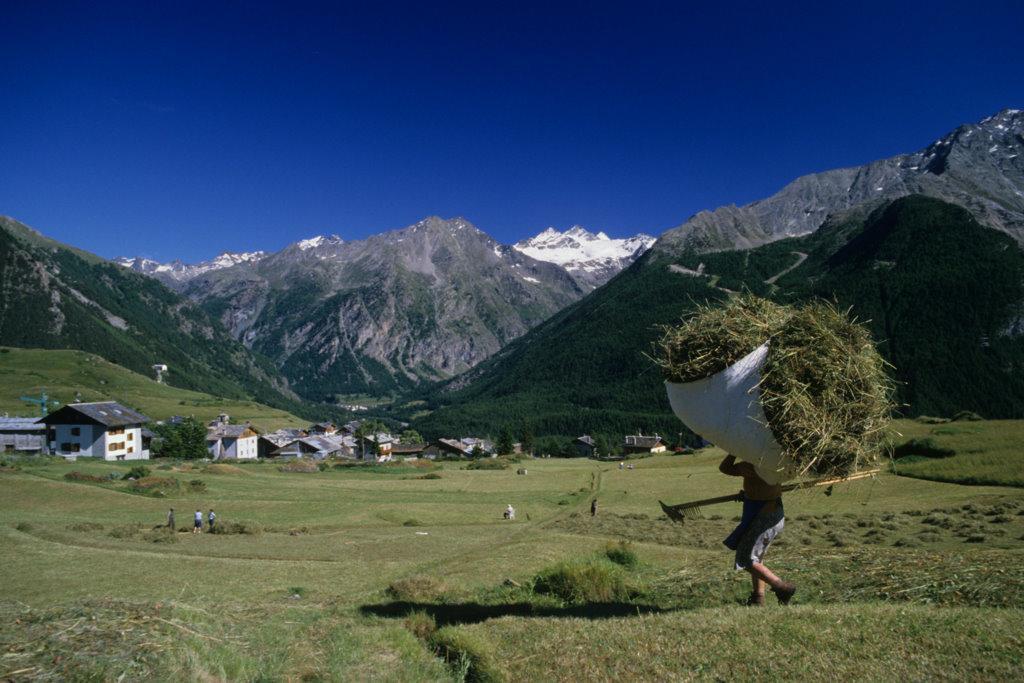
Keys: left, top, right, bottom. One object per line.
{"left": 0, "top": 347, "right": 307, "bottom": 430}
{"left": 1, "top": 419, "right": 1022, "bottom": 681}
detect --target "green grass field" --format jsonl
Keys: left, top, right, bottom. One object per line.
{"left": 2, "top": 420, "right": 1023, "bottom": 680}
{"left": 0, "top": 347, "right": 307, "bottom": 430}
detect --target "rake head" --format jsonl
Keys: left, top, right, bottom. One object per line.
{"left": 659, "top": 500, "right": 704, "bottom": 524}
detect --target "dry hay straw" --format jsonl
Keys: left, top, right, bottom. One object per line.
{"left": 656, "top": 294, "right": 791, "bottom": 383}
{"left": 656, "top": 295, "right": 894, "bottom": 477}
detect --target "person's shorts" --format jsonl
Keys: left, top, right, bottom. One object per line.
{"left": 734, "top": 504, "right": 784, "bottom": 570}
{"left": 194, "top": 520, "right": 202, "bottom": 528}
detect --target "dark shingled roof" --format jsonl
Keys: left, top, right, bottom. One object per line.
{"left": 43, "top": 402, "right": 150, "bottom": 427}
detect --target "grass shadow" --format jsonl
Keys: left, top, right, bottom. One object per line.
{"left": 360, "top": 600, "right": 674, "bottom": 625}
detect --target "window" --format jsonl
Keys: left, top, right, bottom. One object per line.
{"left": 127, "top": 433, "right": 134, "bottom": 441}
{"left": 61, "top": 442, "right": 72, "bottom": 452}
{"left": 108, "top": 442, "right": 124, "bottom": 452}
{"left": 108, "top": 427, "right": 125, "bottom": 436}
{"left": 127, "top": 446, "right": 134, "bottom": 454}
{"left": 71, "top": 427, "right": 81, "bottom": 436}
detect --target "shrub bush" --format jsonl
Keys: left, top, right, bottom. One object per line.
{"left": 125, "top": 476, "right": 181, "bottom": 496}
{"left": 604, "top": 541, "right": 638, "bottom": 568}
{"left": 14, "top": 521, "right": 32, "bottom": 532}
{"left": 952, "top": 410, "right": 984, "bottom": 422}
{"left": 402, "top": 518, "right": 422, "bottom": 527}
{"left": 533, "top": 558, "right": 635, "bottom": 603}
{"left": 188, "top": 479, "right": 207, "bottom": 492}
{"left": 419, "top": 472, "right": 442, "bottom": 480}
{"left": 122, "top": 465, "right": 151, "bottom": 480}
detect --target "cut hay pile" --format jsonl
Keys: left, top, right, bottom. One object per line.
{"left": 656, "top": 295, "right": 893, "bottom": 479}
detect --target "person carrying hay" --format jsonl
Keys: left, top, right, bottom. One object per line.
{"left": 719, "top": 454, "right": 796, "bottom": 606}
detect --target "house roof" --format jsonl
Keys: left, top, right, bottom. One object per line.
{"left": 391, "top": 443, "right": 427, "bottom": 454}
{"left": 42, "top": 402, "right": 149, "bottom": 427}
{"left": 207, "top": 425, "right": 257, "bottom": 440}
{"left": 272, "top": 435, "right": 349, "bottom": 455}
{"left": 575, "top": 435, "right": 595, "bottom": 446}
{"left": 435, "top": 438, "right": 470, "bottom": 453}
{"left": 0, "top": 417, "right": 47, "bottom": 432}
{"left": 624, "top": 435, "right": 664, "bottom": 448}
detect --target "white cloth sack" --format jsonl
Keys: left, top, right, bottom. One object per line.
{"left": 665, "top": 343, "right": 797, "bottom": 485}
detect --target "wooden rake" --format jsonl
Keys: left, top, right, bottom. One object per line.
{"left": 658, "top": 469, "right": 880, "bottom": 524}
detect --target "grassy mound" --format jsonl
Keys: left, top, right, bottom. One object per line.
{"left": 442, "top": 604, "right": 1024, "bottom": 681}
{"left": 278, "top": 459, "right": 320, "bottom": 473}
{"left": 204, "top": 463, "right": 247, "bottom": 475}
{"left": 532, "top": 558, "right": 637, "bottom": 604}
{"left": 386, "top": 575, "right": 450, "bottom": 602}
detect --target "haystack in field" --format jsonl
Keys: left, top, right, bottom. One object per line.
{"left": 656, "top": 295, "right": 892, "bottom": 483}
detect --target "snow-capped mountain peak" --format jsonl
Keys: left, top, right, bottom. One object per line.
{"left": 115, "top": 250, "right": 266, "bottom": 282}
{"left": 512, "top": 226, "right": 656, "bottom": 289}
{"left": 295, "top": 234, "right": 343, "bottom": 250}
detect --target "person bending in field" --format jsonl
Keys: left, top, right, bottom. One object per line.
{"left": 719, "top": 454, "right": 796, "bottom": 606}
{"left": 193, "top": 509, "right": 203, "bottom": 534}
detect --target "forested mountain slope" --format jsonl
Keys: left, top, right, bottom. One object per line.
{"left": 413, "top": 196, "right": 1024, "bottom": 438}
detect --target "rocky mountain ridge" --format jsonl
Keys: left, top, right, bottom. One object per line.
{"left": 656, "top": 108, "right": 1024, "bottom": 254}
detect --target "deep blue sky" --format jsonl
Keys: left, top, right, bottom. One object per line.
{"left": 2, "top": 1, "right": 1022, "bottom": 262}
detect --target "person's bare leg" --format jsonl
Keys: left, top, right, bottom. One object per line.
{"left": 752, "top": 562, "right": 796, "bottom": 604}
{"left": 750, "top": 573, "right": 764, "bottom": 596}
{"left": 750, "top": 562, "right": 783, "bottom": 590}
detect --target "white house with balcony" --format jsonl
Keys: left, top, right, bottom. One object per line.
{"left": 41, "top": 402, "right": 151, "bottom": 460}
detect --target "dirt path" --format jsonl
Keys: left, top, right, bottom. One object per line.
{"left": 764, "top": 251, "right": 808, "bottom": 284}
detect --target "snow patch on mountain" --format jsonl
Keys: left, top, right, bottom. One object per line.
{"left": 513, "top": 226, "right": 655, "bottom": 288}
{"left": 115, "top": 251, "right": 266, "bottom": 281}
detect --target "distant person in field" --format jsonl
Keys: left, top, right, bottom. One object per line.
{"left": 719, "top": 454, "right": 796, "bottom": 606}
{"left": 504, "top": 504, "right": 515, "bottom": 520}
{"left": 167, "top": 508, "right": 175, "bottom": 530}
{"left": 193, "top": 509, "right": 203, "bottom": 534}
{"left": 591, "top": 499, "right": 598, "bottom": 516}
{"left": 208, "top": 509, "right": 216, "bottom": 531}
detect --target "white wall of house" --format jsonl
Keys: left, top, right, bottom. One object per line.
{"left": 213, "top": 434, "right": 258, "bottom": 460}
{"left": 100, "top": 426, "right": 148, "bottom": 460}
{"left": 51, "top": 424, "right": 148, "bottom": 460}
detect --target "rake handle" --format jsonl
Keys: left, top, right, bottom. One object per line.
{"left": 660, "top": 469, "right": 881, "bottom": 515}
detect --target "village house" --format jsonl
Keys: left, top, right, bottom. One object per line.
{"left": 390, "top": 442, "right": 428, "bottom": 459}
{"left": 423, "top": 438, "right": 468, "bottom": 459}
{"left": 206, "top": 415, "right": 259, "bottom": 460}
{"left": 257, "top": 428, "right": 307, "bottom": 458}
{"left": 272, "top": 434, "right": 352, "bottom": 459}
{"left": 358, "top": 433, "right": 394, "bottom": 461}
{"left": 623, "top": 433, "right": 666, "bottom": 454}
{"left": 0, "top": 416, "right": 47, "bottom": 454}
{"left": 574, "top": 435, "right": 597, "bottom": 458}
{"left": 308, "top": 421, "right": 338, "bottom": 435}
{"left": 41, "top": 401, "right": 151, "bottom": 460}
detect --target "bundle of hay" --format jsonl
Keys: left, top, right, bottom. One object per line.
{"left": 656, "top": 295, "right": 892, "bottom": 483}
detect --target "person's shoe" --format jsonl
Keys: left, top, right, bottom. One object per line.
{"left": 772, "top": 582, "right": 797, "bottom": 605}
{"left": 746, "top": 592, "right": 765, "bottom": 606}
